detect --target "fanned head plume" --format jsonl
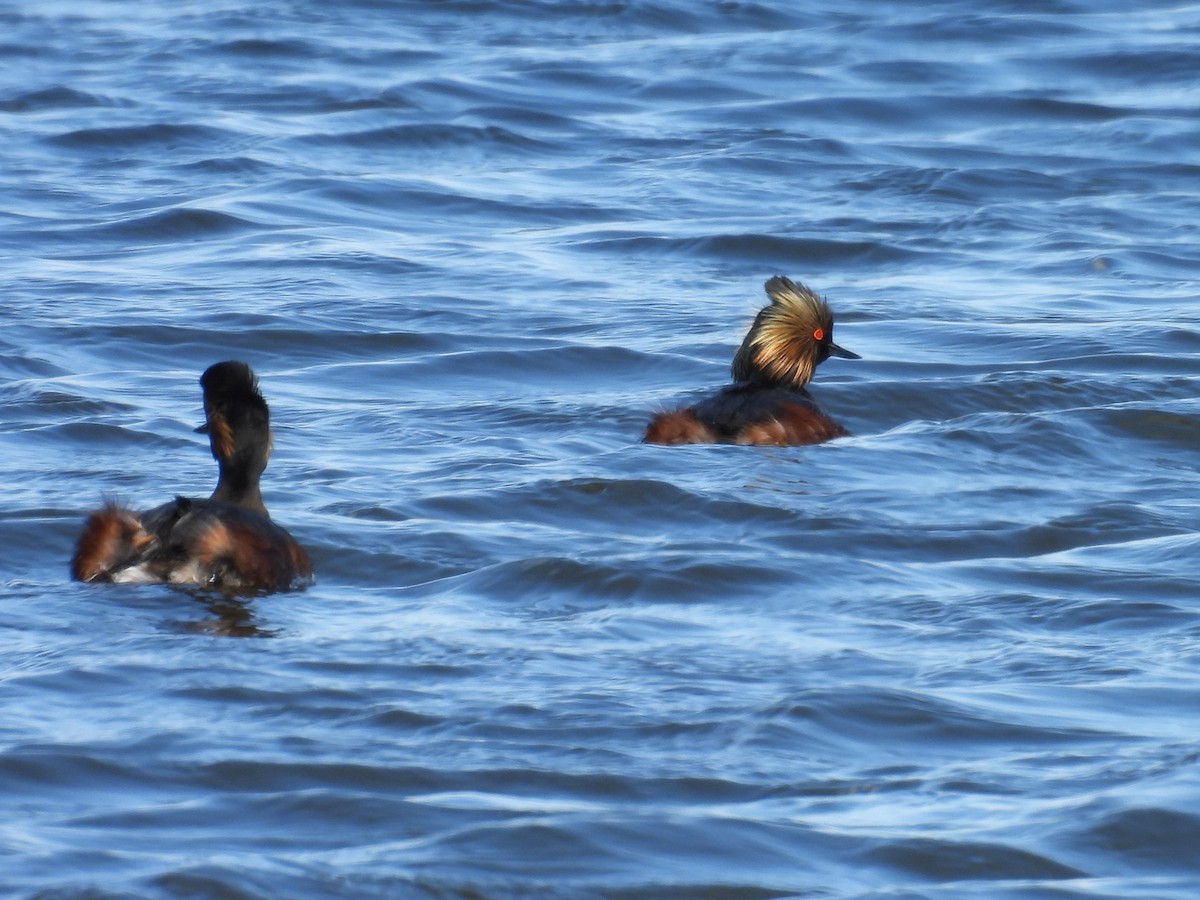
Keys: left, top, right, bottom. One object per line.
{"left": 730, "top": 276, "right": 859, "bottom": 388}
{"left": 198, "top": 361, "right": 270, "bottom": 464}
{"left": 197, "top": 361, "right": 272, "bottom": 513}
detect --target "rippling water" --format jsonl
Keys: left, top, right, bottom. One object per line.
{"left": 4, "top": 1, "right": 1200, "bottom": 897}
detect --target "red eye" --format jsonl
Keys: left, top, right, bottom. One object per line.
{"left": 813, "top": 328, "right": 825, "bottom": 341}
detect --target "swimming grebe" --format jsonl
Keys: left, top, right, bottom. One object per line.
{"left": 70, "top": 361, "right": 313, "bottom": 593}
{"left": 644, "top": 276, "right": 859, "bottom": 446}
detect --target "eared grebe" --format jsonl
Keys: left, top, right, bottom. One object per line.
{"left": 644, "top": 276, "right": 859, "bottom": 446}
{"left": 70, "top": 361, "right": 313, "bottom": 593}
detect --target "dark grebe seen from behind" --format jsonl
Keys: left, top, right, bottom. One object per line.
{"left": 644, "top": 276, "right": 860, "bottom": 447}
{"left": 71, "top": 361, "right": 313, "bottom": 593}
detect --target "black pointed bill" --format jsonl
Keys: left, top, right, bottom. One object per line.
{"left": 828, "top": 341, "right": 861, "bottom": 360}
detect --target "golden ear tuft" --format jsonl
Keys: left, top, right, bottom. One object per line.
{"left": 206, "top": 408, "right": 235, "bottom": 462}
{"left": 731, "top": 277, "right": 834, "bottom": 388}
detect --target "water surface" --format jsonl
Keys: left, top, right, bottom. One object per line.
{"left": 3, "top": 1, "right": 1200, "bottom": 897}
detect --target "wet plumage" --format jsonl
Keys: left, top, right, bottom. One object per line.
{"left": 645, "top": 276, "right": 859, "bottom": 447}
{"left": 71, "top": 361, "right": 313, "bottom": 593}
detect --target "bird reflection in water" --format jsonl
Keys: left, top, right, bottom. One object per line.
{"left": 170, "top": 589, "right": 280, "bottom": 638}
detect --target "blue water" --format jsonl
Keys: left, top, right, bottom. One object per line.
{"left": 4, "top": 1, "right": 1200, "bottom": 896}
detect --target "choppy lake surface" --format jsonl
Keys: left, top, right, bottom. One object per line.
{"left": 3, "top": 2, "right": 1200, "bottom": 897}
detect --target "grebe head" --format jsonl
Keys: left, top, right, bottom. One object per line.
{"left": 730, "top": 276, "right": 859, "bottom": 389}
{"left": 196, "top": 361, "right": 271, "bottom": 515}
